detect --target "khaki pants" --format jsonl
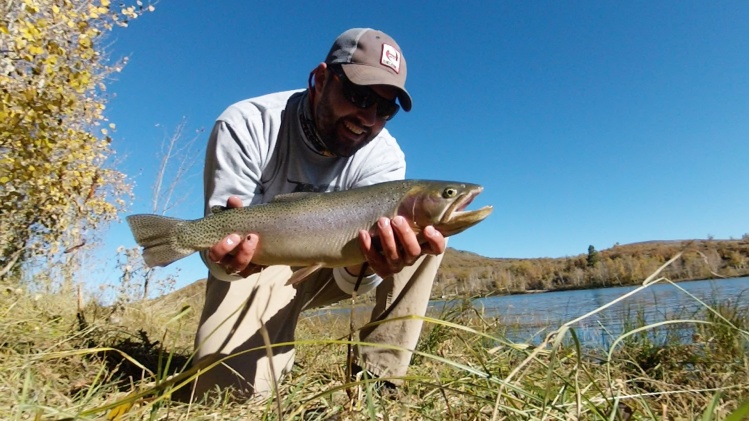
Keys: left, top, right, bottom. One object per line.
{"left": 191, "top": 253, "right": 443, "bottom": 399}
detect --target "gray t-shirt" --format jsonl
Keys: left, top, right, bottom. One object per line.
{"left": 202, "top": 89, "right": 406, "bottom": 285}
{"left": 204, "top": 89, "right": 405, "bottom": 212}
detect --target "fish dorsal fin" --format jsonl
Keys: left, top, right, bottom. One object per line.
{"left": 209, "top": 205, "right": 229, "bottom": 215}
{"left": 271, "top": 192, "right": 318, "bottom": 203}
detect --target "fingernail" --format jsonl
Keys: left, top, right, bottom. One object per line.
{"left": 424, "top": 226, "right": 435, "bottom": 236}
{"left": 226, "top": 237, "right": 235, "bottom": 246}
{"left": 379, "top": 218, "right": 390, "bottom": 228}
{"left": 392, "top": 216, "right": 402, "bottom": 226}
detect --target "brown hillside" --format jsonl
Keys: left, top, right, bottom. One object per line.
{"left": 158, "top": 239, "right": 749, "bottom": 304}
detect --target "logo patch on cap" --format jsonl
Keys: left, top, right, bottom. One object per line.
{"left": 380, "top": 44, "right": 401, "bottom": 73}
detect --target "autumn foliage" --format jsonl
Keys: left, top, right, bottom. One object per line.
{"left": 436, "top": 239, "right": 749, "bottom": 298}
{"left": 0, "top": 0, "right": 151, "bottom": 276}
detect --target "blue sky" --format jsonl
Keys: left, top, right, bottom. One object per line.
{"left": 101, "top": 1, "right": 749, "bottom": 290}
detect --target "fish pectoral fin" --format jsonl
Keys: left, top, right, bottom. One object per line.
{"left": 285, "top": 264, "right": 324, "bottom": 286}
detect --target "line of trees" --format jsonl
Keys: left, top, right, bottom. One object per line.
{"left": 434, "top": 239, "right": 749, "bottom": 298}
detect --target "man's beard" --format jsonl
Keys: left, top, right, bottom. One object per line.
{"left": 314, "top": 92, "right": 376, "bottom": 158}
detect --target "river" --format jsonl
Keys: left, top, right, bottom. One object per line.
{"left": 432, "top": 276, "right": 749, "bottom": 347}
{"left": 312, "top": 276, "right": 748, "bottom": 348}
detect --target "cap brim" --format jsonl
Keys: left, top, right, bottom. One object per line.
{"left": 341, "top": 64, "right": 412, "bottom": 112}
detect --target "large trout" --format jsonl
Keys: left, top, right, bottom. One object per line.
{"left": 127, "top": 179, "right": 492, "bottom": 280}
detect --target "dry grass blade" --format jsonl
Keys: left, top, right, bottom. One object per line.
{"left": 3, "top": 246, "right": 747, "bottom": 419}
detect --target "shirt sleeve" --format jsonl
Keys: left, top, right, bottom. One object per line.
{"left": 201, "top": 108, "right": 268, "bottom": 280}
{"left": 203, "top": 118, "right": 265, "bottom": 214}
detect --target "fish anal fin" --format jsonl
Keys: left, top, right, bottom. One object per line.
{"left": 285, "top": 264, "right": 324, "bottom": 286}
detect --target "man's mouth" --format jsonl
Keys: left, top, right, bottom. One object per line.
{"left": 344, "top": 120, "right": 365, "bottom": 135}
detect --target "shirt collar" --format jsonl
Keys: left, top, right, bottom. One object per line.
{"left": 298, "top": 91, "right": 335, "bottom": 157}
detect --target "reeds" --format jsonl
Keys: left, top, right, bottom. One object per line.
{"left": 1, "top": 255, "right": 747, "bottom": 420}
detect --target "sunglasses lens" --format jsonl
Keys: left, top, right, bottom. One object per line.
{"left": 347, "top": 87, "right": 373, "bottom": 109}
{"left": 334, "top": 66, "right": 400, "bottom": 120}
{"left": 377, "top": 101, "right": 399, "bottom": 121}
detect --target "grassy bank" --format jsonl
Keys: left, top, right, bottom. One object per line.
{"left": 1, "top": 260, "right": 748, "bottom": 420}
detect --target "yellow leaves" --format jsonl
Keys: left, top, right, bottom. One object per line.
{"left": 20, "top": 20, "right": 42, "bottom": 39}
{"left": 65, "top": 70, "right": 93, "bottom": 93}
{"left": 28, "top": 44, "right": 44, "bottom": 56}
{"left": 44, "top": 54, "right": 58, "bottom": 67}
{"left": 78, "top": 35, "right": 92, "bottom": 49}
{"left": 121, "top": 6, "right": 137, "bottom": 18}
{"left": 0, "top": 95, "right": 10, "bottom": 121}
{"left": 86, "top": 3, "right": 111, "bottom": 19}
{"left": 24, "top": 108, "right": 37, "bottom": 122}
{"left": 1, "top": 0, "right": 149, "bottom": 271}
{"left": 23, "top": 0, "right": 40, "bottom": 14}
{"left": 23, "top": 87, "right": 37, "bottom": 102}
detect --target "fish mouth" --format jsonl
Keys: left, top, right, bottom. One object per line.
{"left": 439, "top": 186, "right": 493, "bottom": 237}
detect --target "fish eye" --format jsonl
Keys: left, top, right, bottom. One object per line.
{"left": 442, "top": 187, "right": 458, "bottom": 198}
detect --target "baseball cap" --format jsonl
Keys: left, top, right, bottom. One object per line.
{"left": 325, "top": 28, "right": 412, "bottom": 112}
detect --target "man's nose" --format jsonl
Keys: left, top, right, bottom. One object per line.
{"left": 356, "top": 103, "right": 379, "bottom": 126}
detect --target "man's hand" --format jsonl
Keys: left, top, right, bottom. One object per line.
{"left": 355, "top": 215, "right": 446, "bottom": 279}
{"left": 206, "top": 196, "right": 265, "bottom": 278}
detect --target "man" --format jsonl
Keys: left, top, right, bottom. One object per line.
{"left": 192, "top": 28, "right": 446, "bottom": 400}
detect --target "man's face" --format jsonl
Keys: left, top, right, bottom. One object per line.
{"left": 313, "top": 67, "right": 399, "bottom": 157}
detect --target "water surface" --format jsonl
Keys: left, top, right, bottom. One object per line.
{"left": 311, "top": 277, "right": 748, "bottom": 348}
{"left": 442, "top": 277, "right": 749, "bottom": 347}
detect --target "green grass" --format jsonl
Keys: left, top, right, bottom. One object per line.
{"left": 1, "top": 257, "right": 748, "bottom": 420}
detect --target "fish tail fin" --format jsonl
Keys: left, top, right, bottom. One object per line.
{"left": 126, "top": 214, "right": 194, "bottom": 267}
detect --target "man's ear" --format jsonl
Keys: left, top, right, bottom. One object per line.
{"left": 311, "top": 63, "right": 328, "bottom": 94}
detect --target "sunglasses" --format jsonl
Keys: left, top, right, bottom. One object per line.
{"left": 329, "top": 65, "right": 400, "bottom": 121}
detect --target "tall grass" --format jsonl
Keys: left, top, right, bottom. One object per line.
{"left": 1, "top": 254, "right": 747, "bottom": 420}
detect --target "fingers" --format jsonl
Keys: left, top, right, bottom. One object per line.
{"left": 359, "top": 229, "right": 391, "bottom": 278}
{"left": 230, "top": 234, "right": 263, "bottom": 277}
{"left": 226, "top": 196, "right": 243, "bottom": 209}
{"left": 207, "top": 233, "right": 263, "bottom": 276}
{"left": 390, "top": 216, "right": 422, "bottom": 265}
{"left": 377, "top": 218, "right": 399, "bottom": 262}
{"left": 421, "top": 225, "right": 447, "bottom": 255}
{"left": 359, "top": 216, "right": 447, "bottom": 279}
{"left": 207, "top": 233, "right": 243, "bottom": 264}
{"left": 207, "top": 196, "right": 264, "bottom": 277}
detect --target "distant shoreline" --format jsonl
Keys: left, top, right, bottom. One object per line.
{"left": 439, "top": 274, "right": 749, "bottom": 301}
